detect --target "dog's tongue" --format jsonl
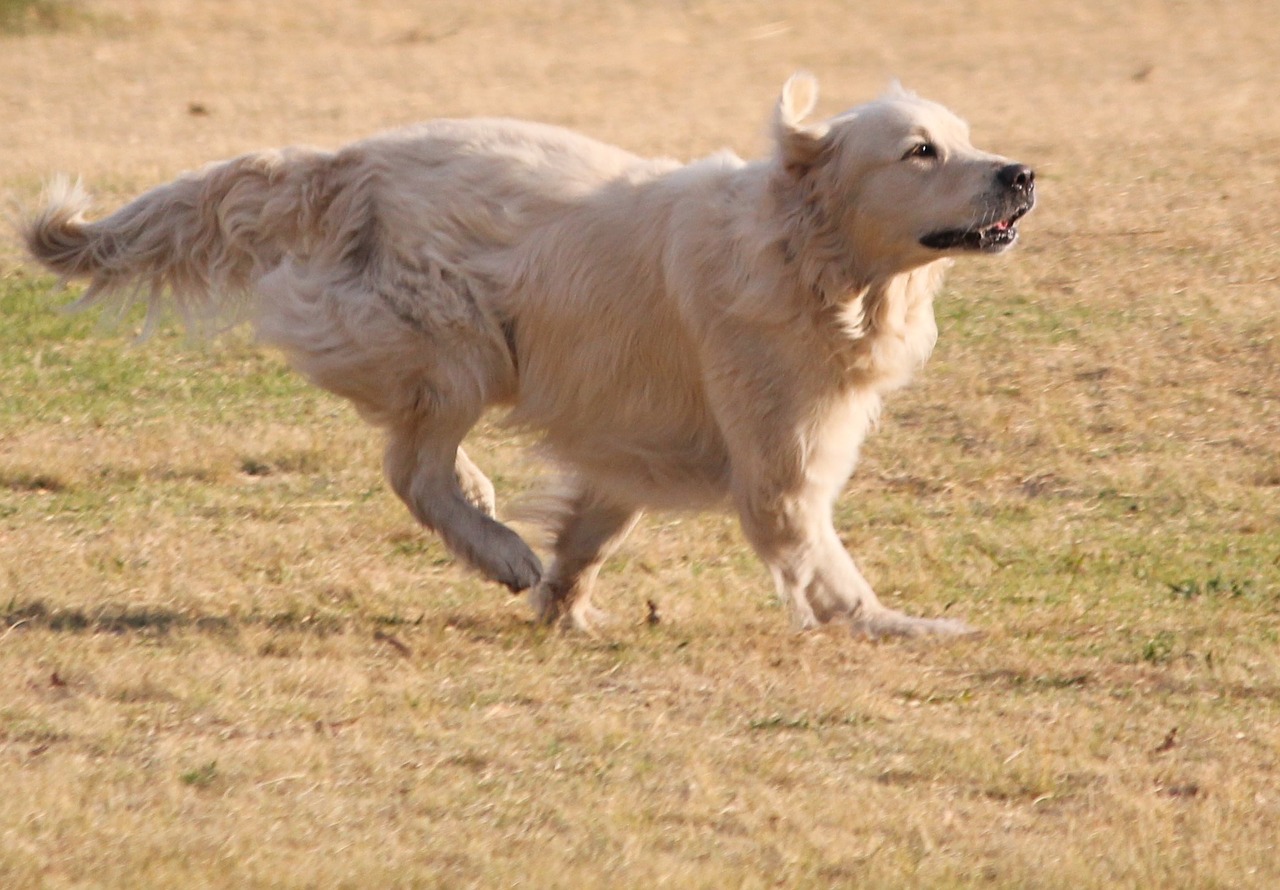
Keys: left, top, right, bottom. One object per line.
{"left": 993, "top": 219, "right": 1010, "bottom": 231}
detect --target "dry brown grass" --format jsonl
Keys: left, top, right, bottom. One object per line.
{"left": 2, "top": 1, "right": 1278, "bottom": 886}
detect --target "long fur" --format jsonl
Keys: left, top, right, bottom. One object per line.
{"left": 22, "top": 75, "right": 1033, "bottom": 637}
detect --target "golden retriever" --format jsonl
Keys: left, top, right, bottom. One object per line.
{"left": 22, "top": 74, "right": 1034, "bottom": 637}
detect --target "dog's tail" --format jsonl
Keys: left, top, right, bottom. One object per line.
{"left": 21, "top": 148, "right": 369, "bottom": 332}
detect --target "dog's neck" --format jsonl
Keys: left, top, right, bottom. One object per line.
{"left": 770, "top": 166, "right": 938, "bottom": 309}
{"left": 823, "top": 261, "right": 947, "bottom": 393}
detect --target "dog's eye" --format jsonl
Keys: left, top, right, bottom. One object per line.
{"left": 905, "top": 142, "right": 938, "bottom": 161}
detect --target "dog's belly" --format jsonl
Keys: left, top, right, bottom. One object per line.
{"left": 497, "top": 199, "right": 733, "bottom": 507}
{"left": 511, "top": 346, "right": 732, "bottom": 510}
{"left": 539, "top": 417, "right": 733, "bottom": 510}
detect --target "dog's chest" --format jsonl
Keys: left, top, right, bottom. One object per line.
{"left": 830, "top": 273, "right": 940, "bottom": 392}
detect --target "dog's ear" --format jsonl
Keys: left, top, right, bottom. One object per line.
{"left": 881, "top": 79, "right": 918, "bottom": 101}
{"left": 773, "top": 72, "right": 830, "bottom": 176}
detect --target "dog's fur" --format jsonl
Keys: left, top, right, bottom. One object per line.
{"left": 22, "top": 75, "right": 1034, "bottom": 637}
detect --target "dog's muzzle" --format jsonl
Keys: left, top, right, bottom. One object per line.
{"left": 920, "top": 163, "right": 1036, "bottom": 253}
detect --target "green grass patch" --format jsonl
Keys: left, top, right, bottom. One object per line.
{"left": 0, "top": 0, "right": 78, "bottom": 33}
{"left": 0, "top": 272, "right": 322, "bottom": 426}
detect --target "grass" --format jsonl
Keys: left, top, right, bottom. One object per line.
{"left": 2, "top": 0, "right": 1279, "bottom": 886}
{"left": 0, "top": 0, "right": 77, "bottom": 33}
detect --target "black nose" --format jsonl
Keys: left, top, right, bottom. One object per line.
{"left": 997, "top": 163, "right": 1035, "bottom": 192}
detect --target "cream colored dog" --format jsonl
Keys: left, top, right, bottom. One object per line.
{"left": 23, "top": 74, "right": 1034, "bottom": 637}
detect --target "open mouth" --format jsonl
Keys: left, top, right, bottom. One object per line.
{"left": 920, "top": 203, "right": 1032, "bottom": 253}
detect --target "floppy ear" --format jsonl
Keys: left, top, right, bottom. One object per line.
{"left": 773, "top": 72, "right": 830, "bottom": 175}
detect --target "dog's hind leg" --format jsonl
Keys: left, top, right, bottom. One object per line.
{"left": 384, "top": 421, "right": 541, "bottom": 593}
{"left": 454, "top": 446, "right": 496, "bottom": 517}
{"left": 526, "top": 485, "right": 640, "bottom": 632}
{"left": 255, "top": 252, "right": 530, "bottom": 590}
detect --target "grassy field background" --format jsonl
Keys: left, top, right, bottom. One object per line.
{"left": 2, "top": 1, "right": 1278, "bottom": 886}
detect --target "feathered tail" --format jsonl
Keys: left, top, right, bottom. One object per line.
{"left": 22, "top": 147, "right": 364, "bottom": 332}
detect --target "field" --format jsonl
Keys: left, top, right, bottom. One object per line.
{"left": 2, "top": 0, "right": 1278, "bottom": 886}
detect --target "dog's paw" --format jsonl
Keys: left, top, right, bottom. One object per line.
{"left": 497, "top": 557, "right": 542, "bottom": 594}
{"left": 851, "top": 608, "right": 980, "bottom": 641}
{"left": 528, "top": 583, "right": 612, "bottom": 635}
{"left": 487, "top": 529, "right": 543, "bottom": 593}
{"left": 528, "top": 581, "right": 563, "bottom": 624}
{"left": 566, "top": 600, "right": 613, "bottom": 636}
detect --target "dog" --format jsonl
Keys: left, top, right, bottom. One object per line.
{"left": 22, "top": 74, "right": 1034, "bottom": 637}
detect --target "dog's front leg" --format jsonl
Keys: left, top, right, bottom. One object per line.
{"left": 734, "top": 483, "right": 974, "bottom": 638}
{"left": 733, "top": 482, "right": 870, "bottom": 628}
{"left": 704, "top": 329, "right": 972, "bottom": 637}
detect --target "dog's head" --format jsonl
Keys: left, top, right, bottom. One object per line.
{"left": 773, "top": 74, "right": 1035, "bottom": 282}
